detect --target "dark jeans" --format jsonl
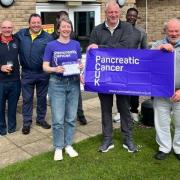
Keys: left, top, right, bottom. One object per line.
{"left": 130, "top": 96, "right": 139, "bottom": 113}
{"left": 21, "top": 71, "right": 49, "bottom": 126}
{"left": 0, "top": 81, "right": 21, "bottom": 135}
{"left": 99, "top": 93, "right": 133, "bottom": 142}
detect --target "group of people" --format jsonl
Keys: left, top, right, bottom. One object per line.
{"left": 0, "top": 0, "right": 180, "bottom": 162}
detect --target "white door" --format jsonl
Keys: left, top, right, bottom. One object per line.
{"left": 36, "top": 3, "right": 101, "bottom": 52}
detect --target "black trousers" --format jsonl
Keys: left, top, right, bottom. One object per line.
{"left": 98, "top": 93, "right": 133, "bottom": 142}
{"left": 77, "top": 91, "right": 85, "bottom": 117}
{"left": 130, "top": 96, "right": 139, "bottom": 113}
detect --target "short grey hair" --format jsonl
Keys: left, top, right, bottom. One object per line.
{"left": 105, "top": 0, "right": 120, "bottom": 12}
{"left": 164, "top": 18, "right": 180, "bottom": 31}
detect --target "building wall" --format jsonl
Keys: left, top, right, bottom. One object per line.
{"left": 0, "top": 0, "right": 179, "bottom": 42}
{"left": 135, "top": 0, "right": 180, "bottom": 42}
{"left": 0, "top": 0, "right": 36, "bottom": 32}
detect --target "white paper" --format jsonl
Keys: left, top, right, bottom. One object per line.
{"left": 62, "top": 62, "right": 80, "bottom": 76}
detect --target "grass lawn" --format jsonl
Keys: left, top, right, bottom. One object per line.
{"left": 0, "top": 125, "right": 180, "bottom": 180}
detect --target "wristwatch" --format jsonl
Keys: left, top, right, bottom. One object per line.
{"left": 0, "top": 0, "right": 14, "bottom": 7}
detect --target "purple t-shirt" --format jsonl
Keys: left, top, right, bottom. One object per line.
{"left": 43, "top": 39, "right": 82, "bottom": 76}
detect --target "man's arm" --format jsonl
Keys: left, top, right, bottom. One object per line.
{"left": 140, "top": 32, "right": 148, "bottom": 49}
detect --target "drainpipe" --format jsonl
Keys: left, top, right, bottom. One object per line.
{"left": 145, "top": 0, "right": 148, "bottom": 33}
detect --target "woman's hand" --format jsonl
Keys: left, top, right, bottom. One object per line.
{"left": 54, "top": 66, "right": 64, "bottom": 73}
{"left": 43, "top": 62, "right": 64, "bottom": 74}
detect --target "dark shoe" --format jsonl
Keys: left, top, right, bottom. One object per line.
{"left": 174, "top": 153, "right": 180, "bottom": 160}
{"left": 77, "top": 116, "right": 87, "bottom": 125}
{"left": 36, "top": 121, "right": 51, "bottom": 129}
{"left": 123, "top": 139, "right": 137, "bottom": 153}
{"left": 22, "top": 126, "right": 30, "bottom": 135}
{"left": 98, "top": 140, "right": 114, "bottom": 153}
{"left": 0, "top": 131, "right": 7, "bottom": 136}
{"left": 154, "top": 151, "right": 169, "bottom": 160}
{"left": 8, "top": 130, "right": 16, "bottom": 134}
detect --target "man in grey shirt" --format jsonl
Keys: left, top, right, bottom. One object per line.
{"left": 152, "top": 18, "right": 180, "bottom": 160}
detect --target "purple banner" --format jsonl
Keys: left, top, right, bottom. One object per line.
{"left": 84, "top": 48, "right": 174, "bottom": 97}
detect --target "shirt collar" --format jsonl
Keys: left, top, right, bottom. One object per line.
{"left": 162, "top": 38, "right": 180, "bottom": 47}
{"left": 105, "top": 20, "right": 119, "bottom": 31}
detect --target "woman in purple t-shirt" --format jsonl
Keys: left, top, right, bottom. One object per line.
{"left": 43, "top": 18, "right": 83, "bottom": 161}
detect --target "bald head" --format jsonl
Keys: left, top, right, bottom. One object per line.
{"left": 105, "top": 0, "right": 121, "bottom": 28}
{"left": 165, "top": 18, "right": 180, "bottom": 45}
{"left": 0, "top": 20, "right": 13, "bottom": 37}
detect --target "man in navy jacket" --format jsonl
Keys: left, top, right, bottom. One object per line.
{"left": 16, "top": 14, "right": 52, "bottom": 134}
{"left": 0, "top": 20, "right": 21, "bottom": 136}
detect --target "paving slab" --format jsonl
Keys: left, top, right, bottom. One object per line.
{"left": 73, "top": 131, "right": 89, "bottom": 143}
{"left": 6, "top": 129, "right": 46, "bottom": 147}
{"left": 0, "top": 148, "right": 31, "bottom": 168}
{"left": 78, "top": 120, "right": 102, "bottom": 137}
{"left": 21, "top": 137, "right": 53, "bottom": 156}
{"left": 0, "top": 137, "right": 17, "bottom": 154}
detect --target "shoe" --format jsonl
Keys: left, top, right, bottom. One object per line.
{"left": 36, "top": 121, "right": 51, "bottom": 129}
{"left": 8, "top": 130, "right": 16, "bottom": 134}
{"left": 131, "top": 113, "right": 139, "bottom": 122}
{"left": 123, "top": 139, "right": 137, "bottom": 153}
{"left": 174, "top": 153, "right": 180, "bottom": 160}
{"left": 54, "top": 149, "right": 63, "bottom": 161}
{"left": 98, "top": 140, "right": 114, "bottom": 153}
{"left": 22, "top": 126, "right": 30, "bottom": 135}
{"left": 77, "top": 116, "right": 87, "bottom": 125}
{"left": 154, "top": 151, "right": 169, "bottom": 160}
{"left": 113, "top": 113, "right": 120, "bottom": 123}
{"left": 65, "top": 145, "right": 78, "bottom": 157}
{"left": 0, "top": 132, "right": 7, "bottom": 136}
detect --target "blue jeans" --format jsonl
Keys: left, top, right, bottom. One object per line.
{"left": 48, "top": 75, "right": 80, "bottom": 149}
{"left": 0, "top": 81, "right": 21, "bottom": 135}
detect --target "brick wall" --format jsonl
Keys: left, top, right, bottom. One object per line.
{"left": 135, "top": 0, "right": 180, "bottom": 42}
{"left": 0, "top": 0, "right": 179, "bottom": 41}
{"left": 0, "top": 0, "right": 36, "bottom": 32}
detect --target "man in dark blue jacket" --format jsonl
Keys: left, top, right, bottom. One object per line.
{"left": 0, "top": 20, "right": 21, "bottom": 136}
{"left": 16, "top": 14, "right": 52, "bottom": 135}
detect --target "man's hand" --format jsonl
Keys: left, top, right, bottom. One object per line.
{"left": 87, "top": 43, "right": 98, "bottom": 51}
{"left": 0, "top": 65, "right": 12, "bottom": 73}
{"left": 171, "top": 89, "right": 180, "bottom": 102}
{"left": 157, "top": 43, "right": 174, "bottom": 52}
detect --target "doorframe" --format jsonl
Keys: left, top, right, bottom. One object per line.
{"left": 36, "top": 3, "right": 101, "bottom": 28}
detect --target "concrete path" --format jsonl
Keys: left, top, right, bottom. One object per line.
{"left": 0, "top": 94, "right": 119, "bottom": 169}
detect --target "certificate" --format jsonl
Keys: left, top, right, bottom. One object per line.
{"left": 62, "top": 61, "right": 80, "bottom": 76}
